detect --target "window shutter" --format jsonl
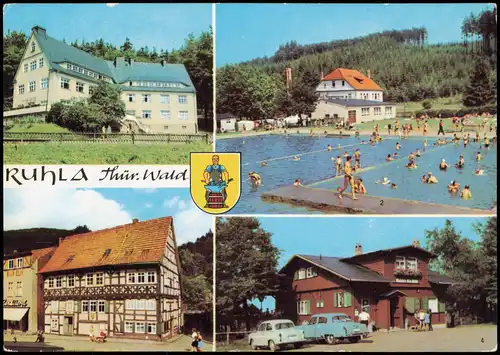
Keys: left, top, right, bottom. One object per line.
{"left": 422, "top": 297, "right": 429, "bottom": 311}
{"left": 294, "top": 271, "right": 298, "bottom": 280}
{"left": 334, "top": 293, "right": 338, "bottom": 308}
{"left": 297, "top": 302, "right": 300, "bottom": 315}
{"left": 104, "top": 301, "right": 109, "bottom": 313}
{"left": 120, "top": 322, "right": 124, "bottom": 333}
{"left": 438, "top": 300, "right": 446, "bottom": 312}
{"left": 344, "top": 292, "right": 352, "bottom": 307}
{"left": 414, "top": 298, "right": 421, "bottom": 311}
{"left": 306, "top": 300, "right": 310, "bottom": 315}
{"left": 74, "top": 301, "right": 80, "bottom": 313}
{"left": 405, "top": 297, "right": 415, "bottom": 313}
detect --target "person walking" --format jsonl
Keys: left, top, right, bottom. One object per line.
{"left": 196, "top": 331, "right": 203, "bottom": 352}
{"left": 191, "top": 328, "right": 198, "bottom": 352}
{"left": 427, "top": 309, "right": 433, "bottom": 331}
{"left": 358, "top": 308, "right": 370, "bottom": 330}
{"left": 437, "top": 119, "right": 445, "bottom": 135}
{"left": 337, "top": 156, "right": 357, "bottom": 200}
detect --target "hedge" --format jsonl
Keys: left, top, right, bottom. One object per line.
{"left": 414, "top": 105, "right": 497, "bottom": 119}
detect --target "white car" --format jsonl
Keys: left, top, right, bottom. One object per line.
{"left": 248, "top": 319, "right": 305, "bottom": 352}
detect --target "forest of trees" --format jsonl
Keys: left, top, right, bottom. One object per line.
{"left": 217, "top": 8, "right": 497, "bottom": 118}
{"left": 3, "top": 28, "right": 213, "bottom": 121}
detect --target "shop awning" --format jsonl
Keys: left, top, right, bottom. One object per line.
{"left": 3, "top": 307, "right": 29, "bottom": 321}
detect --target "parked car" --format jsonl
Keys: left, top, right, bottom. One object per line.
{"left": 296, "top": 313, "right": 368, "bottom": 345}
{"left": 248, "top": 319, "right": 305, "bottom": 352}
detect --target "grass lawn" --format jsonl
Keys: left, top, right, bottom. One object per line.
{"left": 395, "top": 95, "right": 464, "bottom": 114}
{"left": 3, "top": 142, "right": 212, "bottom": 164}
{"left": 5, "top": 122, "right": 73, "bottom": 133}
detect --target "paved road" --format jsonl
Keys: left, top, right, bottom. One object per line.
{"left": 3, "top": 334, "right": 202, "bottom": 352}
{"left": 220, "top": 325, "right": 497, "bottom": 352}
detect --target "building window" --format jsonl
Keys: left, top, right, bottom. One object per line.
{"left": 125, "top": 300, "right": 135, "bottom": 310}
{"left": 306, "top": 267, "right": 317, "bottom": 278}
{"left": 83, "top": 69, "right": 88, "bottom": 75}
{"left": 142, "top": 110, "right": 152, "bottom": 119}
{"left": 125, "top": 322, "right": 134, "bottom": 333}
{"left": 51, "top": 319, "right": 58, "bottom": 331}
{"left": 428, "top": 298, "right": 439, "bottom": 313}
{"left": 316, "top": 300, "right": 324, "bottom": 308}
{"left": 16, "top": 258, "right": 23, "bottom": 268}
{"left": 96, "top": 273, "right": 104, "bottom": 286}
{"left": 127, "top": 273, "right": 136, "bottom": 284}
{"left": 82, "top": 300, "right": 89, "bottom": 312}
{"left": 334, "top": 292, "right": 352, "bottom": 308}
{"left": 146, "top": 299, "right": 156, "bottom": 310}
{"left": 395, "top": 256, "right": 405, "bottom": 269}
{"left": 178, "top": 95, "right": 187, "bottom": 104}
{"left": 147, "top": 323, "right": 156, "bottom": 334}
{"left": 18, "top": 85, "right": 25, "bottom": 95}
{"left": 147, "top": 271, "right": 156, "bottom": 283}
{"left": 128, "top": 94, "right": 135, "bottom": 102}
{"left": 297, "top": 300, "right": 310, "bottom": 315}
{"left": 72, "top": 65, "right": 77, "bottom": 71}
{"left": 178, "top": 111, "right": 188, "bottom": 120}
{"left": 89, "top": 300, "right": 97, "bottom": 312}
{"left": 31, "top": 42, "right": 36, "bottom": 52}
{"left": 298, "top": 268, "right": 306, "bottom": 280}
{"left": 41, "top": 78, "right": 48, "bottom": 89}
{"left": 374, "top": 107, "right": 381, "bottom": 116}
{"left": 50, "top": 300, "right": 58, "bottom": 312}
{"left": 385, "top": 107, "right": 393, "bottom": 116}
{"left": 159, "top": 110, "right": 170, "bottom": 119}
{"left": 29, "top": 81, "right": 36, "bottom": 92}
{"left": 24, "top": 64, "right": 28, "bottom": 73}
{"left": 406, "top": 257, "right": 418, "bottom": 270}
{"left": 30, "top": 60, "right": 37, "bottom": 71}
{"left": 48, "top": 277, "right": 54, "bottom": 288}
{"left": 41, "top": 100, "right": 48, "bottom": 105}
{"left": 8, "top": 282, "right": 13, "bottom": 297}
{"left": 67, "top": 275, "right": 75, "bottom": 287}
{"left": 60, "top": 78, "right": 70, "bottom": 90}
{"left": 39, "top": 57, "right": 44, "bottom": 68}
{"left": 160, "top": 95, "right": 170, "bottom": 104}
{"left": 15, "top": 282, "right": 23, "bottom": 296}
{"left": 136, "top": 299, "right": 145, "bottom": 310}
{"left": 361, "top": 108, "right": 370, "bottom": 116}
{"left": 137, "top": 272, "right": 145, "bottom": 283}
{"left": 142, "top": 94, "right": 151, "bottom": 103}
{"left": 76, "top": 82, "right": 84, "bottom": 93}
{"left": 59, "top": 301, "right": 66, "bottom": 312}
{"left": 342, "top": 80, "right": 345, "bottom": 86}
{"left": 87, "top": 274, "right": 94, "bottom": 286}
{"left": 56, "top": 276, "right": 63, "bottom": 288}
{"left": 135, "top": 322, "right": 145, "bottom": 333}
{"left": 98, "top": 300, "right": 105, "bottom": 313}
{"left": 67, "top": 300, "right": 74, "bottom": 313}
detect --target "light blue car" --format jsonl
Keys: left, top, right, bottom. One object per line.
{"left": 296, "top": 313, "right": 368, "bottom": 345}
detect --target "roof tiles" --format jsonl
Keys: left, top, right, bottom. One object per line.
{"left": 322, "top": 68, "right": 384, "bottom": 91}
{"left": 39, "top": 217, "right": 172, "bottom": 273}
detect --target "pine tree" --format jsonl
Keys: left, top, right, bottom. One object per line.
{"left": 462, "top": 58, "right": 494, "bottom": 107}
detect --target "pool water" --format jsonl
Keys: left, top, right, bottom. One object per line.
{"left": 216, "top": 134, "right": 497, "bottom": 213}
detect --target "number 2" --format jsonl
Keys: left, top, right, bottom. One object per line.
{"left": 380, "top": 200, "right": 384, "bottom": 206}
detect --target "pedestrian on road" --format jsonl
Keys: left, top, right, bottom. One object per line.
{"left": 427, "top": 309, "right": 433, "bottom": 331}
{"left": 358, "top": 308, "right": 370, "bottom": 336}
{"left": 191, "top": 328, "right": 198, "bottom": 352}
{"left": 196, "top": 331, "right": 203, "bottom": 352}
{"left": 438, "top": 119, "right": 445, "bottom": 135}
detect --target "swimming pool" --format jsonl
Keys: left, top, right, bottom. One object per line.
{"left": 216, "top": 134, "right": 497, "bottom": 213}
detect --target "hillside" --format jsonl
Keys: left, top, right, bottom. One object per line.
{"left": 3, "top": 226, "right": 91, "bottom": 255}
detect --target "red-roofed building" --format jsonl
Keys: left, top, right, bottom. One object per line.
{"left": 3, "top": 246, "right": 56, "bottom": 333}
{"left": 317, "top": 68, "right": 384, "bottom": 101}
{"left": 39, "top": 217, "right": 183, "bottom": 341}
{"left": 276, "top": 241, "right": 456, "bottom": 330}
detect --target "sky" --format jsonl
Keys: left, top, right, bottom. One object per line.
{"left": 251, "top": 216, "right": 487, "bottom": 311}
{"left": 3, "top": 3, "right": 211, "bottom": 52}
{"left": 3, "top": 188, "right": 213, "bottom": 246}
{"left": 216, "top": 3, "right": 494, "bottom": 66}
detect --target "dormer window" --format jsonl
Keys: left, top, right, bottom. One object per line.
{"left": 31, "top": 42, "right": 36, "bottom": 52}
{"left": 332, "top": 81, "right": 335, "bottom": 87}
{"left": 16, "top": 258, "right": 23, "bottom": 268}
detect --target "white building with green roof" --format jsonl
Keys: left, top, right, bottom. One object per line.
{"left": 5, "top": 26, "right": 198, "bottom": 134}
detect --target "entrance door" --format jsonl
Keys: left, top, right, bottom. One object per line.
{"left": 63, "top": 316, "right": 73, "bottom": 335}
{"left": 348, "top": 110, "right": 356, "bottom": 124}
{"left": 389, "top": 297, "right": 402, "bottom": 329}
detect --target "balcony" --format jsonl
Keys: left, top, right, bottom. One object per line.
{"left": 393, "top": 268, "right": 422, "bottom": 279}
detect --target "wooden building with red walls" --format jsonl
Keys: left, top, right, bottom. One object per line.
{"left": 276, "top": 241, "right": 456, "bottom": 330}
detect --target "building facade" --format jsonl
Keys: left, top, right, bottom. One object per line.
{"left": 316, "top": 68, "right": 384, "bottom": 102}
{"left": 6, "top": 26, "right": 198, "bottom": 134}
{"left": 311, "top": 99, "right": 397, "bottom": 124}
{"left": 276, "top": 241, "right": 455, "bottom": 330}
{"left": 3, "top": 247, "right": 56, "bottom": 333}
{"left": 39, "top": 217, "right": 183, "bottom": 340}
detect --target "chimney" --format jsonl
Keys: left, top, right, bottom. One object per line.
{"left": 412, "top": 239, "right": 421, "bottom": 248}
{"left": 319, "top": 254, "right": 322, "bottom": 260}
{"left": 354, "top": 243, "right": 363, "bottom": 256}
{"left": 114, "top": 57, "right": 125, "bottom": 68}
{"left": 32, "top": 25, "right": 47, "bottom": 35}
{"left": 367, "top": 69, "right": 371, "bottom": 79}
{"left": 132, "top": 218, "right": 139, "bottom": 224}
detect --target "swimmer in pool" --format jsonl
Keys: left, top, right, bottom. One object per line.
{"left": 455, "top": 155, "right": 465, "bottom": 169}
{"left": 452, "top": 134, "right": 459, "bottom": 144}
{"left": 393, "top": 152, "right": 399, "bottom": 159}
{"left": 484, "top": 137, "right": 490, "bottom": 148}
{"left": 293, "top": 156, "right": 300, "bottom": 161}
{"left": 476, "top": 152, "right": 482, "bottom": 161}
{"left": 343, "top": 151, "right": 348, "bottom": 158}
{"left": 261, "top": 162, "right": 268, "bottom": 167}
{"left": 391, "top": 183, "right": 398, "bottom": 189}
{"left": 408, "top": 152, "right": 415, "bottom": 162}
{"left": 463, "top": 135, "right": 469, "bottom": 148}
{"left": 396, "top": 142, "right": 401, "bottom": 150}
{"left": 421, "top": 175, "right": 428, "bottom": 184}
{"left": 427, "top": 172, "right": 438, "bottom": 184}
{"left": 386, "top": 154, "right": 393, "bottom": 161}
{"left": 376, "top": 177, "right": 391, "bottom": 185}
{"left": 294, "top": 179, "right": 303, "bottom": 187}
{"left": 338, "top": 144, "right": 341, "bottom": 150}
{"left": 424, "top": 140, "right": 428, "bottom": 150}
{"left": 354, "top": 149, "right": 361, "bottom": 168}
{"left": 354, "top": 178, "right": 367, "bottom": 194}
{"left": 361, "top": 140, "right": 368, "bottom": 145}
{"left": 439, "top": 159, "right": 450, "bottom": 171}
{"left": 327, "top": 144, "right": 332, "bottom": 151}
{"left": 460, "top": 185, "right": 472, "bottom": 200}
{"left": 406, "top": 161, "right": 417, "bottom": 169}
{"left": 248, "top": 172, "right": 262, "bottom": 187}
{"left": 416, "top": 148, "right": 421, "bottom": 157}
{"left": 448, "top": 180, "right": 460, "bottom": 193}
{"left": 474, "top": 169, "right": 484, "bottom": 176}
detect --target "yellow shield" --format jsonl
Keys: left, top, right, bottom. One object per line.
{"left": 190, "top": 152, "right": 242, "bottom": 214}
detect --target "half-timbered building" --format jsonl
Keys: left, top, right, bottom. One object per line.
{"left": 39, "top": 217, "right": 183, "bottom": 340}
